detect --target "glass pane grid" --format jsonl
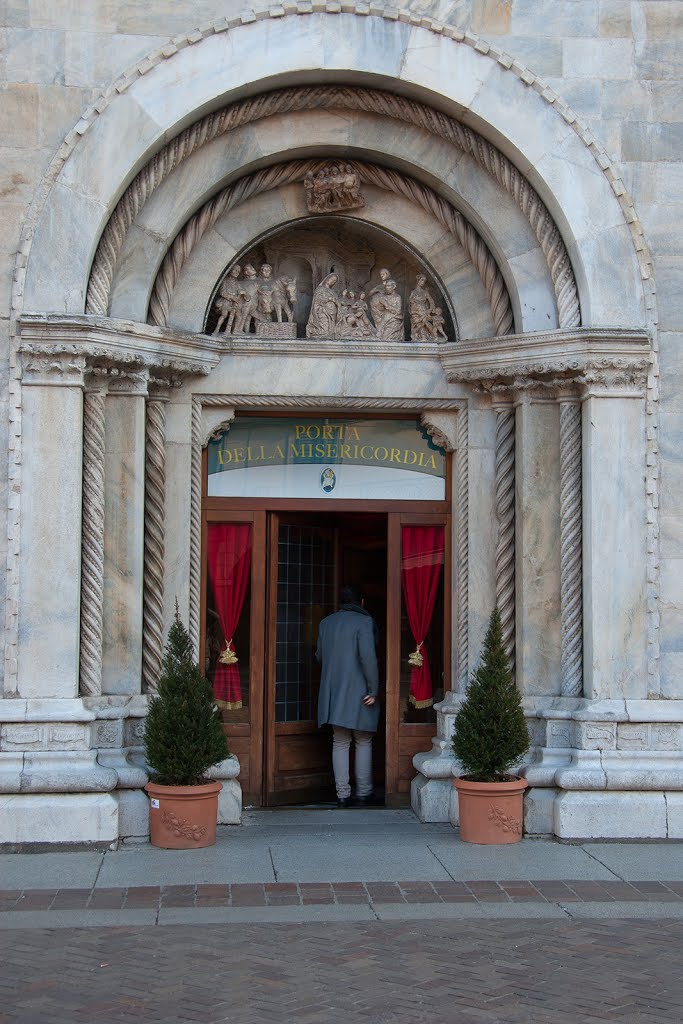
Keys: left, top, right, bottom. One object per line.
{"left": 275, "top": 524, "right": 334, "bottom": 723}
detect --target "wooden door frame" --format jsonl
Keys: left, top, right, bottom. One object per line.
{"left": 201, "top": 471, "right": 451, "bottom": 804}
{"left": 201, "top": 508, "right": 267, "bottom": 805}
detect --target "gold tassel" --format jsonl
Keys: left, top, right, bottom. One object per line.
{"left": 408, "top": 641, "right": 424, "bottom": 668}
{"left": 219, "top": 638, "right": 238, "bottom": 665}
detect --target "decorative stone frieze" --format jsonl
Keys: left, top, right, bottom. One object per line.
{"left": 441, "top": 327, "right": 651, "bottom": 388}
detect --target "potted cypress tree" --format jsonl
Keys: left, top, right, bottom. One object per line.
{"left": 144, "top": 611, "right": 230, "bottom": 849}
{"left": 452, "top": 607, "right": 530, "bottom": 844}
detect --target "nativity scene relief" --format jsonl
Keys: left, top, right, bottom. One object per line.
{"left": 206, "top": 218, "right": 456, "bottom": 343}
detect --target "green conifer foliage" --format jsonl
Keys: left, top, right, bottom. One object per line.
{"left": 452, "top": 607, "right": 529, "bottom": 782}
{"left": 144, "top": 612, "right": 229, "bottom": 785}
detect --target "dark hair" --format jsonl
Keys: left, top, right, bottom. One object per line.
{"left": 340, "top": 583, "right": 363, "bottom": 605}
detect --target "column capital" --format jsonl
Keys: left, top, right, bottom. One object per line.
{"left": 20, "top": 346, "right": 86, "bottom": 387}
{"left": 107, "top": 367, "right": 150, "bottom": 397}
{"left": 579, "top": 364, "right": 648, "bottom": 400}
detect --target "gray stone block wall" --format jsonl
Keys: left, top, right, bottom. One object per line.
{"left": 0, "top": 0, "right": 681, "bottom": 696}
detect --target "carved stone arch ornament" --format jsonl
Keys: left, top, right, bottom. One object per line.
{"left": 147, "top": 157, "right": 514, "bottom": 336}
{"left": 7, "top": 7, "right": 658, "bottom": 700}
{"left": 83, "top": 84, "right": 581, "bottom": 335}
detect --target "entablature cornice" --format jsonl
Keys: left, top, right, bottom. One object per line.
{"left": 440, "top": 327, "right": 651, "bottom": 393}
{"left": 18, "top": 314, "right": 219, "bottom": 380}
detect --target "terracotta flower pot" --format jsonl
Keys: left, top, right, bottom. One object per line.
{"left": 453, "top": 776, "right": 528, "bottom": 845}
{"left": 145, "top": 780, "right": 222, "bottom": 849}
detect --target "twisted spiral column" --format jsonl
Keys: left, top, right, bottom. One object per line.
{"left": 189, "top": 398, "right": 203, "bottom": 653}
{"left": 142, "top": 390, "right": 168, "bottom": 693}
{"left": 456, "top": 409, "right": 469, "bottom": 691}
{"left": 494, "top": 402, "right": 516, "bottom": 670}
{"left": 559, "top": 397, "right": 583, "bottom": 696}
{"left": 79, "top": 376, "right": 107, "bottom": 696}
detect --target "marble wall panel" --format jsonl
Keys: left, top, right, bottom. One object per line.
{"left": 17, "top": 383, "right": 83, "bottom": 699}
{"left": 515, "top": 400, "right": 562, "bottom": 697}
{"left": 101, "top": 393, "right": 146, "bottom": 695}
{"left": 164, "top": 399, "right": 193, "bottom": 639}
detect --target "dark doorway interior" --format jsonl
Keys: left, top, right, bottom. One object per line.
{"left": 267, "top": 511, "right": 387, "bottom": 805}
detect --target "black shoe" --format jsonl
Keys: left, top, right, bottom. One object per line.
{"left": 336, "top": 797, "right": 351, "bottom": 808}
{"left": 349, "top": 792, "right": 383, "bottom": 808}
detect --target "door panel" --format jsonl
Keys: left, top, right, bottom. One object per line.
{"left": 265, "top": 515, "right": 338, "bottom": 804}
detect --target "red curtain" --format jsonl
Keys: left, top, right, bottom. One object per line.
{"left": 401, "top": 525, "right": 445, "bottom": 708}
{"left": 206, "top": 523, "right": 252, "bottom": 708}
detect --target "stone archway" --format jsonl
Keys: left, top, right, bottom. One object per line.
{"left": 6, "top": 8, "right": 667, "bottom": 844}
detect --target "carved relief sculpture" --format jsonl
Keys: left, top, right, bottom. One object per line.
{"left": 304, "top": 163, "right": 365, "bottom": 213}
{"left": 305, "top": 266, "right": 415, "bottom": 341}
{"left": 372, "top": 279, "right": 404, "bottom": 341}
{"left": 409, "top": 274, "right": 447, "bottom": 341}
{"left": 213, "top": 263, "right": 297, "bottom": 338}
{"left": 306, "top": 273, "right": 340, "bottom": 338}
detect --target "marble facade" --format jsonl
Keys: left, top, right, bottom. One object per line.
{"left": 0, "top": 3, "right": 681, "bottom": 845}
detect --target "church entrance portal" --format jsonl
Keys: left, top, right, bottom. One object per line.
{"left": 202, "top": 508, "right": 450, "bottom": 807}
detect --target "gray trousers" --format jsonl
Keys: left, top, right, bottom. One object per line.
{"left": 332, "top": 726, "right": 373, "bottom": 799}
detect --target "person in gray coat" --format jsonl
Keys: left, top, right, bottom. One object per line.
{"left": 316, "top": 584, "right": 380, "bottom": 808}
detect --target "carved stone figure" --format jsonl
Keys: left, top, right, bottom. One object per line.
{"left": 372, "top": 279, "right": 404, "bottom": 341}
{"left": 306, "top": 274, "right": 340, "bottom": 337}
{"left": 368, "top": 268, "right": 391, "bottom": 328}
{"left": 409, "top": 273, "right": 447, "bottom": 340}
{"left": 213, "top": 263, "right": 298, "bottom": 336}
{"left": 304, "top": 163, "right": 365, "bottom": 213}
{"left": 213, "top": 264, "right": 244, "bottom": 335}
{"left": 236, "top": 263, "right": 260, "bottom": 333}
{"left": 337, "top": 290, "right": 376, "bottom": 339}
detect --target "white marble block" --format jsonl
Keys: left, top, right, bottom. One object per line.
{"left": 0, "top": 793, "right": 119, "bottom": 845}
{"left": 554, "top": 791, "right": 668, "bottom": 839}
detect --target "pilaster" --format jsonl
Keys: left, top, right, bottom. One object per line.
{"left": 17, "top": 350, "right": 86, "bottom": 699}
{"left": 102, "top": 369, "right": 149, "bottom": 695}
{"left": 581, "top": 371, "right": 648, "bottom": 699}
{"left": 513, "top": 389, "right": 561, "bottom": 696}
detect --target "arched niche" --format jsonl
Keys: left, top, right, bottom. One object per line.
{"left": 204, "top": 215, "right": 459, "bottom": 341}
{"left": 166, "top": 185, "right": 494, "bottom": 340}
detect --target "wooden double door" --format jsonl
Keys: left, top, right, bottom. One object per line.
{"left": 202, "top": 507, "right": 450, "bottom": 806}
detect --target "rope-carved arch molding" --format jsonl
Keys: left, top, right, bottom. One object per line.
{"left": 148, "top": 158, "right": 513, "bottom": 336}
{"left": 85, "top": 85, "right": 580, "bottom": 331}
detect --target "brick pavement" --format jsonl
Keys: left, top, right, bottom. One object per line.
{"left": 1, "top": 918, "right": 683, "bottom": 1023}
{"left": 2, "top": 879, "right": 683, "bottom": 912}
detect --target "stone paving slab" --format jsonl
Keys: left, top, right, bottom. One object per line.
{"left": 582, "top": 842, "right": 683, "bottom": 880}
{"left": 0, "top": 851, "right": 104, "bottom": 890}
{"left": 426, "top": 835, "right": 621, "bottom": 879}
{"left": 2, "top": 918, "right": 683, "bottom": 1022}
{"left": 95, "top": 838, "right": 276, "bottom": 887}
{"left": 270, "top": 836, "right": 453, "bottom": 881}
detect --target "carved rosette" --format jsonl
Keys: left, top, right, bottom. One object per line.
{"left": 494, "top": 405, "right": 516, "bottom": 669}
{"left": 142, "top": 390, "right": 168, "bottom": 693}
{"left": 559, "top": 399, "right": 583, "bottom": 697}
{"left": 79, "top": 376, "right": 107, "bottom": 696}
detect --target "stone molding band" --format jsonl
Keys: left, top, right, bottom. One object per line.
{"left": 84, "top": 84, "right": 579, "bottom": 331}
{"left": 147, "top": 158, "right": 514, "bottom": 337}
